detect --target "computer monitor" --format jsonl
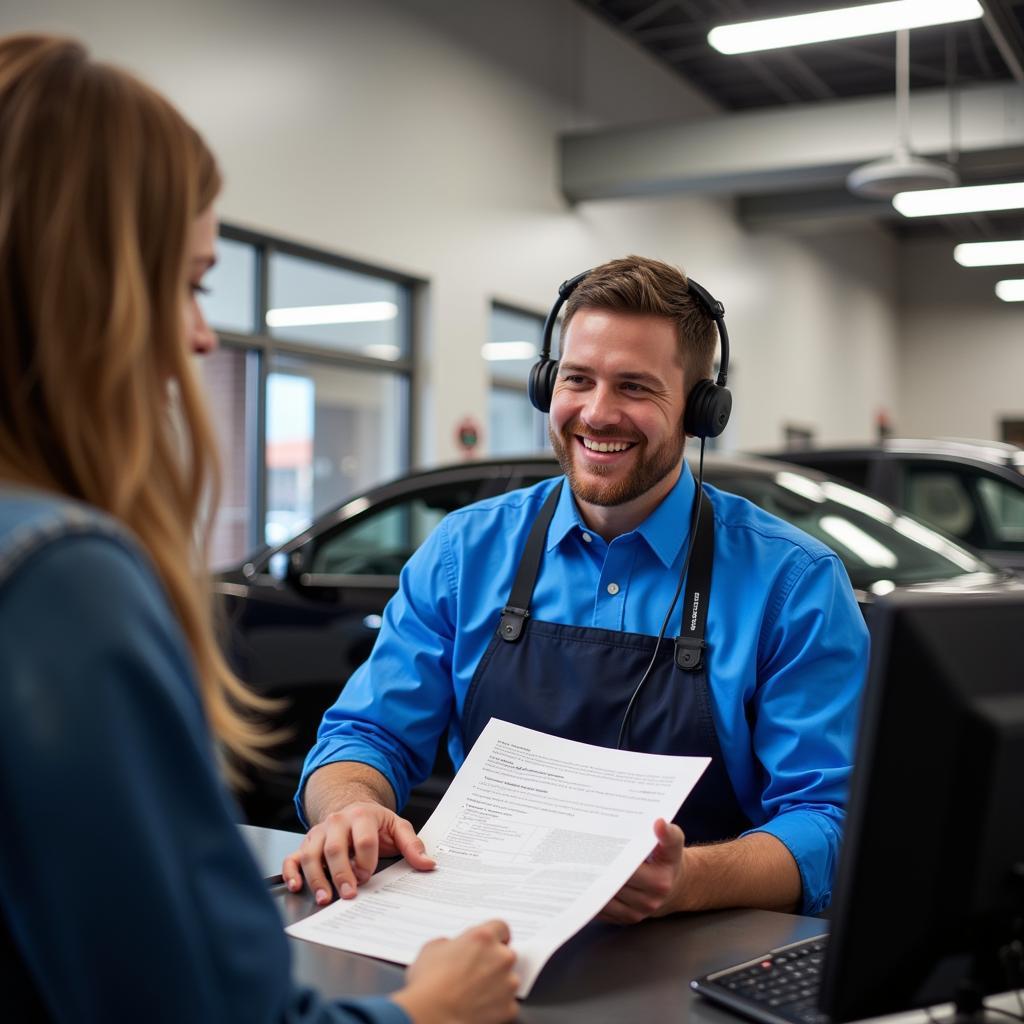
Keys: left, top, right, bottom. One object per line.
{"left": 821, "top": 589, "right": 1024, "bottom": 1021}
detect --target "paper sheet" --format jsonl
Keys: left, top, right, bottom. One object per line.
{"left": 286, "top": 719, "right": 709, "bottom": 996}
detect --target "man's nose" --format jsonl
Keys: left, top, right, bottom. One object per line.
{"left": 580, "top": 382, "right": 623, "bottom": 429}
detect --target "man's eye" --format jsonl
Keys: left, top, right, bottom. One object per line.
{"left": 190, "top": 282, "right": 211, "bottom": 297}
{"left": 562, "top": 375, "right": 586, "bottom": 385}
{"left": 622, "top": 382, "right": 646, "bottom": 393}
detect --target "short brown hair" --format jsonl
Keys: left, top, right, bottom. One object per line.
{"left": 561, "top": 256, "right": 717, "bottom": 384}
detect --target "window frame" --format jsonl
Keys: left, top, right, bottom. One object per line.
{"left": 208, "top": 223, "right": 422, "bottom": 555}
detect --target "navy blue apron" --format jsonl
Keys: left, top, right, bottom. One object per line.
{"left": 460, "top": 480, "right": 751, "bottom": 844}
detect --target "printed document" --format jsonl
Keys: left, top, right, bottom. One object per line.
{"left": 286, "top": 719, "right": 709, "bottom": 996}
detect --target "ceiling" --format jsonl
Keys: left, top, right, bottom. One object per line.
{"left": 571, "top": 1, "right": 1024, "bottom": 239}
{"left": 578, "top": 0, "right": 1024, "bottom": 110}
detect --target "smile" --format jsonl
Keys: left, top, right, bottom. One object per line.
{"left": 578, "top": 436, "right": 638, "bottom": 454}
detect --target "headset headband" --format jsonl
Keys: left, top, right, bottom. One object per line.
{"left": 538, "top": 269, "right": 730, "bottom": 389}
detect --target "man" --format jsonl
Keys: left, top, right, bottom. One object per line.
{"left": 283, "top": 256, "right": 868, "bottom": 922}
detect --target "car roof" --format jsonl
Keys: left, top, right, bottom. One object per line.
{"left": 758, "top": 437, "right": 1024, "bottom": 471}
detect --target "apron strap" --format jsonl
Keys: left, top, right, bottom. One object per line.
{"left": 498, "top": 480, "right": 563, "bottom": 642}
{"left": 675, "top": 489, "right": 715, "bottom": 672}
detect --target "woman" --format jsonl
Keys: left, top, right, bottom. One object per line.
{"left": 0, "top": 34, "right": 518, "bottom": 1024}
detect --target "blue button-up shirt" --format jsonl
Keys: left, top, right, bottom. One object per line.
{"left": 300, "top": 462, "right": 869, "bottom": 914}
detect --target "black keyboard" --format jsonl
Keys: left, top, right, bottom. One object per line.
{"left": 691, "top": 935, "right": 831, "bottom": 1024}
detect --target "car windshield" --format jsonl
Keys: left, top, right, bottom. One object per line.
{"left": 708, "top": 468, "right": 993, "bottom": 590}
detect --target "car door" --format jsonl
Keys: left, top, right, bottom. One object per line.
{"left": 223, "top": 472, "right": 506, "bottom": 826}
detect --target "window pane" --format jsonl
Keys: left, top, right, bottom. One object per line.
{"left": 196, "top": 345, "right": 258, "bottom": 568}
{"left": 265, "top": 354, "right": 407, "bottom": 545}
{"left": 490, "top": 387, "right": 546, "bottom": 455}
{"left": 487, "top": 304, "right": 547, "bottom": 453}
{"left": 977, "top": 476, "right": 1024, "bottom": 548}
{"left": 267, "top": 252, "right": 409, "bottom": 359}
{"left": 201, "top": 236, "right": 257, "bottom": 335}
{"left": 487, "top": 305, "right": 545, "bottom": 385}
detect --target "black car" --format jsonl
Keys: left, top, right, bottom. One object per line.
{"left": 757, "top": 438, "right": 1024, "bottom": 573}
{"left": 216, "top": 454, "right": 1021, "bottom": 829}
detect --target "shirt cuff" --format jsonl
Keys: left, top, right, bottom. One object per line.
{"left": 744, "top": 809, "right": 841, "bottom": 915}
{"left": 295, "top": 740, "right": 407, "bottom": 829}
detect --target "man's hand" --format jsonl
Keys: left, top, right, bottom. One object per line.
{"left": 598, "top": 818, "right": 686, "bottom": 924}
{"left": 282, "top": 801, "right": 436, "bottom": 905}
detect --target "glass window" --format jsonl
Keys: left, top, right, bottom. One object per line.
{"left": 267, "top": 252, "right": 409, "bottom": 359}
{"left": 487, "top": 304, "right": 548, "bottom": 454}
{"left": 309, "top": 482, "right": 485, "bottom": 576}
{"left": 200, "top": 236, "right": 257, "bottom": 335}
{"left": 265, "top": 354, "right": 407, "bottom": 546}
{"left": 976, "top": 476, "right": 1024, "bottom": 548}
{"left": 196, "top": 345, "right": 259, "bottom": 568}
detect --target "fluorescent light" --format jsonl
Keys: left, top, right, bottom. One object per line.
{"left": 482, "top": 341, "right": 537, "bottom": 361}
{"left": 362, "top": 343, "right": 401, "bottom": 360}
{"left": 995, "top": 279, "right": 1024, "bottom": 302}
{"left": 893, "top": 182, "right": 1024, "bottom": 218}
{"left": 266, "top": 301, "right": 398, "bottom": 328}
{"left": 708, "top": 0, "right": 981, "bottom": 55}
{"left": 954, "top": 241, "right": 1024, "bottom": 267}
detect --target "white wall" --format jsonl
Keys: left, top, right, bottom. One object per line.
{"left": 900, "top": 238, "right": 1024, "bottom": 439}
{"left": 0, "top": 0, "right": 902, "bottom": 460}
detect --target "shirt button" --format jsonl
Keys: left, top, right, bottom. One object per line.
{"left": 606, "top": 582, "right": 620, "bottom": 595}
{"left": 582, "top": 532, "right": 592, "bottom": 543}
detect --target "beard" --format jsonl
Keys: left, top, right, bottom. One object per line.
{"left": 549, "top": 415, "right": 686, "bottom": 507}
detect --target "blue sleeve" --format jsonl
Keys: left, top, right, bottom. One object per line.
{"left": 0, "top": 534, "right": 409, "bottom": 1024}
{"left": 742, "top": 553, "right": 869, "bottom": 915}
{"left": 297, "top": 520, "right": 458, "bottom": 824}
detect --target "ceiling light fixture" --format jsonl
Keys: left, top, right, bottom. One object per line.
{"left": 481, "top": 341, "right": 537, "bottom": 361}
{"left": 707, "top": 0, "right": 982, "bottom": 55}
{"left": 954, "top": 240, "right": 1024, "bottom": 266}
{"left": 847, "top": 29, "right": 959, "bottom": 200}
{"left": 995, "top": 279, "right": 1024, "bottom": 302}
{"left": 266, "top": 301, "right": 398, "bottom": 328}
{"left": 893, "top": 181, "right": 1024, "bottom": 217}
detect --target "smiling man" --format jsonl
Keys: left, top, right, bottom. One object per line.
{"left": 286, "top": 256, "right": 869, "bottom": 922}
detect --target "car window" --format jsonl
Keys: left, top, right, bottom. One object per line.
{"left": 309, "top": 481, "right": 486, "bottom": 575}
{"left": 709, "top": 470, "right": 989, "bottom": 590}
{"left": 902, "top": 469, "right": 979, "bottom": 542}
{"left": 976, "top": 475, "right": 1024, "bottom": 549}
{"left": 792, "top": 457, "right": 871, "bottom": 491}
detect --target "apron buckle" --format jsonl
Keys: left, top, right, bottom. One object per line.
{"left": 498, "top": 605, "right": 530, "bottom": 642}
{"left": 675, "top": 636, "right": 706, "bottom": 672}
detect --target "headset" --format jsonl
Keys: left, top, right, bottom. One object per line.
{"left": 527, "top": 269, "right": 732, "bottom": 439}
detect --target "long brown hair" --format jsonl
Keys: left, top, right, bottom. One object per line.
{"left": 0, "top": 34, "right": 276, "bottom": 773}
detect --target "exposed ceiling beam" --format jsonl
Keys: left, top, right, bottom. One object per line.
{"left": 560, "top": 82, "right": 1024, "bottom": 202}
{"left": 978, "top": 0, "right": 1024, "bottom": 82}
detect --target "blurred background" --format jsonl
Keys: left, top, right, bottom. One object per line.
{"left": 2, "top": 0, "right": 1022, "bottom": 568}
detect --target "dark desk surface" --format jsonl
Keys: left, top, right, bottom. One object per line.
{"left": 241, "top": 824, "right": 828, "bottom": 1023}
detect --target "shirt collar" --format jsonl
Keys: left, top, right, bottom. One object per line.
{"left": 546, "top": 461, "right": 697, "bottom": 568}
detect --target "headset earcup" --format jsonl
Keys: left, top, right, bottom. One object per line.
{"left": 684, "top": 379, "right": 732, "bottom": 438}
{"left": 528, "top": 357, "right": 559, "bottom": 414}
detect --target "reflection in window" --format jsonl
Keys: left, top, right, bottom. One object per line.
{"left": 268, "top": 252, "right": 409, "bottom": 358}
{"left": 487, "top": 304, "right": 548, "bottom": 455}
{"left": 265, "top": 355, "right": 407, "bottom": 545}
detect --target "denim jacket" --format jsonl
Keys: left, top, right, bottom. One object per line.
{"left": 0, "top": 486, "right": 406, "bottom": 1024}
